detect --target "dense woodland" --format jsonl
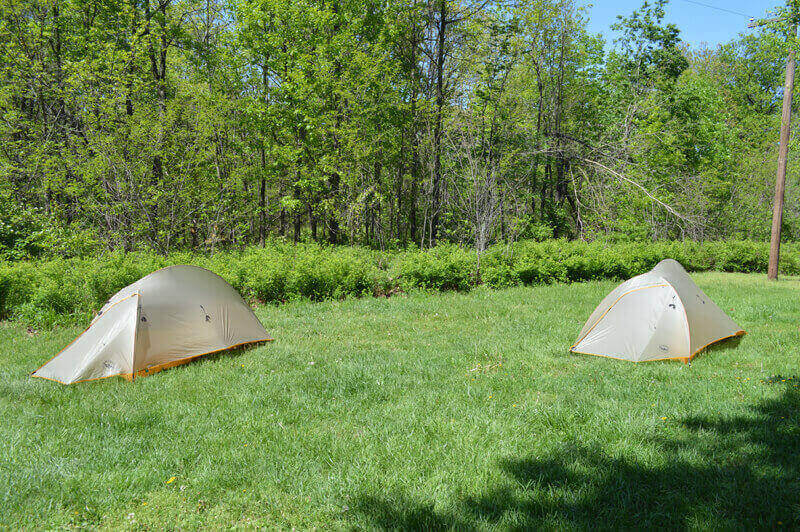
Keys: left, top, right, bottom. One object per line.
{"left": 0, "top": 0, "right": 798, "bottom": 257}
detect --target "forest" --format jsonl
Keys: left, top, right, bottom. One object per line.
{"left": 0, "top": 0, "right": 797, "bottom": 257}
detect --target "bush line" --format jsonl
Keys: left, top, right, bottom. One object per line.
{"left": 0, "top": 240, "right": 796, "bottom": 327}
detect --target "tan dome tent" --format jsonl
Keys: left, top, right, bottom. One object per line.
{"left": 571, "top": 259, "right": 744, "bottom": 363}
{"left": 33, "top": 265, "right": 271, "bottom": 384}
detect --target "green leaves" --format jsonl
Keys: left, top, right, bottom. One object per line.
{"left": 611, "top": 0, "right": 689, "bottom": 87}
{"left": 0, "top": 0, "right": 795, "bottom": 251}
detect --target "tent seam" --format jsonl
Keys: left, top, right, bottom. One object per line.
{"left": 571, "top": 283, "right": 670, "bottom": 349}
{"left": 31, "top": 293, "right": 141, "bottom": 382}
{"left": 664, "top": 275, "right": 693, "bottom": 360}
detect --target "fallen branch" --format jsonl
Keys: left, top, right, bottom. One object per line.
{"left": 583, "top": 159, "right": 702, "bottom": 226}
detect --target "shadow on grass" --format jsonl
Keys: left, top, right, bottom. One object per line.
{"left": 134, "top": 340, "right": 269, "bottom": 380}
{"left": 693, "top": 334, "right": 744, "bottom": 362}
{"left": 193, "top": 340, "right": 269, "bottom": 365}
{"left": 353, "top": 386, "right": 800, "bottom": 529}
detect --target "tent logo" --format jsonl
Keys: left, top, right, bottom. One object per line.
{"left": 659, "top": 344, "right": 669, "bottom": 352}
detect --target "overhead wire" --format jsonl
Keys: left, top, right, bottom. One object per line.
{"left": 676, "top": 0, "right": 753, "bottom": 18}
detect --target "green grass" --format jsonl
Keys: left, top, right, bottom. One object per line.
{"left": 2, "top": 272, "right": 800, "bottom": 529}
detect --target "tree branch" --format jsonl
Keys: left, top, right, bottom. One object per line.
{"left": 583, "top": 158, "right": 701, "bottom": 226}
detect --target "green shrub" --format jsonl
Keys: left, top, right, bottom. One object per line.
{"left": 0, "top": 263, "right": 35, "bottom": 320}
{"left": 0, "top": 239, "right": 796, "bottom": 328}
{"left": 243, "top": 254, "right": 288, "bottom": 302}
{"left": 480, "top": 249, "right": 520, "bottom": 288}
{"left": 392, "top": 244, "right": 474, "bottom": 291}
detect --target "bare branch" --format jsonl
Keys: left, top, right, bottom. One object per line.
{"left": 583, "top": 159, "right": 702, "bottom": 226}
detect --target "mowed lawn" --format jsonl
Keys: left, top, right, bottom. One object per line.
{"left": 2, "top": 273, "right": 800, "bottom": 529}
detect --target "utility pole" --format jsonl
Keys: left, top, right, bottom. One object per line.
{"left": 749, "top": 4, "right": 798, "bottom": 280}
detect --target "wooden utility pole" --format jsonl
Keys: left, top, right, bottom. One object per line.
{"left": 771, "top": 39, "right": 795, "bottom": 280}
{"left": 750, "top": 6, "right": 797, "bottom": 280}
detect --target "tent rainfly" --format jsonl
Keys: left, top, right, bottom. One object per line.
{"left": 571, "top": 259, "right": 744, "bottom": 363}
{"left": 33, "top": 265, "right": 271, "bottom": 384}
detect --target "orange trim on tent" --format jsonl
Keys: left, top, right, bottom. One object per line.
{"left": 570, "top": 330, "right": 746, "bottom": 363}
{"left": 30, "top": 293, "right": 141, "bottom": 384}
{"left": 31, "top": 371, "right": 136, "bottom": 385}
{"left": 32, "top": 337, "right": 273, "bottom": 385}
{"left": 571, "top": 284, "right": 670, "bottom": 349}
{"left": 569, "top": 348, "right": 686, "bottom": 363}
{"left": 132, "top": 337, "right": 274, "bottom": 379}
{"left": 689, "top": 330, "right": 746, "bottom": 361}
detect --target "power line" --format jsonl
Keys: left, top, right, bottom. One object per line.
{"left": 677, "top": 0, "right": 753, "bottom": 18}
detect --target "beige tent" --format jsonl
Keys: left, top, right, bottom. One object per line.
{"left": 571, "top": 259, "right": 744, "bottom": 363}
{"left": 33, "top": 265, "right": 271, "bottom": 384}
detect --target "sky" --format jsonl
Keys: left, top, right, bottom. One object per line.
{"left": 578, "top": 0, "right": 785, "bottom": 50}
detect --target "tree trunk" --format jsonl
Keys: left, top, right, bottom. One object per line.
{"left": 309, "top": 203, "right": 317, "bottom": 241}
{"left": 293, "top": 212, "right": 301, "bottom": 243}
{"left": 430, "top": 0, "right": 447, "bottom": 247}
{"left": 146, "top": 0, "right": 169, "bottom": 249}
{"left": 531, "top": 61, "right": 544, "bottom": 219}
{"left": 396, "top": 160, "right": 404, "bottom": 243}
{"left": 328, "top": 171, "right": 341, "bottom": 243}
{"left": 409, "top": 86, "right": 419, "bottom": 245}
{"left": 259, "top": 149, "right": 267, "bottom": 246}
{"left": 259, "top": 61, "right": 269, "bottom": 246}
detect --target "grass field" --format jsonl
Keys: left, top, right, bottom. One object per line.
{"left": 2, "top": 272, "right": 800, "bottom": 529}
